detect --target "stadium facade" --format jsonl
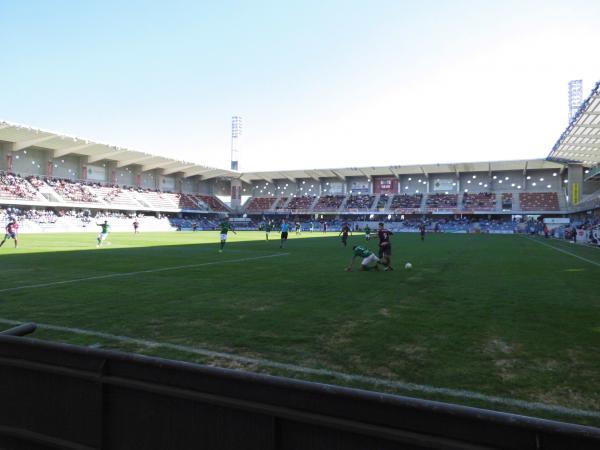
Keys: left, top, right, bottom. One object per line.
{"left": 0, "top": 81, "right": 599, "bottom": 220}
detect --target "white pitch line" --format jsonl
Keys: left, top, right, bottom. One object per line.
{"left": 0, "top": 253, "right": 289, "bottom": 293}
{"left": 0, "top": 318, "right": 598, "bottom": 419}
{"left": 525, "top": 237, "right": 600, "bottom": 268}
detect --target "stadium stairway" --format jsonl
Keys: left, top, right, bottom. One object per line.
{"left": 271, "top": 197, "right": 285, "bottom": 210}
{"left": 456, "top": 193, "right": 464, "bottom": 211}
{"left": 371, "top": 194, "right": 381, "bottom": 211}
{"left": 309, "top": 196, "right": 320, "bottom": 211}
{"left": 385, "top": 194, "right": 395, "bottom": 211}
{"left": 512, "top": 193, "right": 521, "bottom": 210}
{"left": 419, "top": 194, "right": 427, "bottom": 210}
{"left": 496, "top": 194, "right": 504, "bottom": 211}
{"left": 337, "top": 194, "right": 350, "bottom": 212}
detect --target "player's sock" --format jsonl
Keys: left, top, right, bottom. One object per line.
{"left": 220, "top": 241, "right": 225, "bottom": 250}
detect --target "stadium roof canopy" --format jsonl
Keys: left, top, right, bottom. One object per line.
{"left": 237, "top": 159, "right": 563, "bottom": 183}
{"left": 548, "top": 80, "right": 600, "bottom": 167}
{"left": 1, "top": 120, "right": 564, "bottom": 183}
{"left": 0, "top": 121, "right": 234, "bottom": 180}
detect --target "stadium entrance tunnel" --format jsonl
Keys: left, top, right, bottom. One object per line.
{"left": 0, "top": 326, "right": 599, "bottom": 450}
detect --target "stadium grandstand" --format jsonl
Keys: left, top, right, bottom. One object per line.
{"left": 1, "top": 100, "right": 600, "bottom": 237}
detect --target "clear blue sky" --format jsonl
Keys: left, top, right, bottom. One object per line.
{"left": 1, "top": 0, "right": 599, "bottom": 171}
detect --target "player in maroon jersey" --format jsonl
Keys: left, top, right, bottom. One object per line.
{"left": 377, "top": 222, "right": 393, "bottom": 270}
{"left": 419, "top": 222, "right": 426, "bottom": 241}
{"left": 0, "top": 219, "right": 19, "bottom": 248}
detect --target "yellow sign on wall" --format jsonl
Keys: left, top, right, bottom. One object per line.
{"left": 572, "top": 183, "right": 580, "bottom": 205}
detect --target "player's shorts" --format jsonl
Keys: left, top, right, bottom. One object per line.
{"left": 98, "top": 232, "right": 108, "bottom": 241}
{"left": 281, "top": 231, "right": 288, "bottom": 239}
{"left": 4, "top": 232, "right": 16, "bottom": 240}
{"left": 220, "top": 233, "right": 228, "bottom": 241}
{"left": 361, "top": 253, "right": 380, "bottom": 268}
{"left": 365, "top": 233, "right": 370, "bottom": 240}
{"left": 378, "top": 245, "right": 392, "bottom": 257}
{"left": 341, "top": 235, "right": 348, "bottom": 243}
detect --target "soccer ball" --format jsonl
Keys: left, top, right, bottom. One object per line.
{"left": 405, "top": 262, "right": 413, "bottom": 270}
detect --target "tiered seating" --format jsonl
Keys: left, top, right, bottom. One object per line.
{"left": 95, "top": 186, "right": 140, "bottom": 208}
{"left": 246, "top": 197, "right": 277, "bottom": 212}
{"left": 287, "top": 196, "right": 315, "bottom": 210}
{"left": 390, "top": 194, "right": 423, "bottom": 210}
{"left": 46, "top": 178, "right": 100, "bottom": 203}
{"left": 274, "top": 197, "right": 288, "bottom": 210}
{"left": 136, "top": 191, "right": 178, "bottom": 209}
{"left": 345, "top": 195, "right": 374, "bottom": 210}
{"left": 195, "top": 195, "right": 229, "bottom": 212}
{"left": 0, "top": 172, "right": 40, "bottom": 200}
{"left": 426, "top": 193, "right": 457, "bottom": 209}
{"left": 177, "top": 193, "right": 204, "bottom": 210}
{"left": 502, "top": 193, "right": 513, "bottom": 210}
{"left": 376, "top": 194, "right": 389, "bottom": 209}
{"left": 519, "top": 192, "right": 559, "bottom": 211}
{"left": 462, "top": 192, "right": 496, "bottom": 210}
{"left": 314, "top": 195, "right": 345, "bottom": 211}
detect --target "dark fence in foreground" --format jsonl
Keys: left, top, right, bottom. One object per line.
{"left": 0, "top": 326, "right": 599, "bottom": 450}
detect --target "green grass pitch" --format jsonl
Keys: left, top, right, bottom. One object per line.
{"left": 0, "top": 231, "right": 599, "bottom": 426}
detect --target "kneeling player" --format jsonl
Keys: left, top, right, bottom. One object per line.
{"left": 345, "top": 245, "right": 383, "bottom": 271}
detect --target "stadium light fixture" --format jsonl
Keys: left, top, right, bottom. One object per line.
{"left": 408, "top": 177, "right": 412, "bottom": 181}
{"left": 452, "top": 182, "right": 456, "bottom": 186}
{"left": 418, "top": 179, "right": 421, "bottom": 183}
{"left": 547, "top": 185, "right": 551, "bottom": 189}
{"left": 532, "top": 182, "right": 537, "bottom": 186}
{"left": 464, "top": 189, "right": 468, "bottom": 192}
{"left": 478, "top": 182, "right": 482, "bottom": 186}
{"left": 472, "top": 175, "right": 476, "bottom": 179}
{"left": 517, "top": 185, "right": 521, "bottom": 189}
{"left": 539, "top": 178, "right": 544, "bottom": 182}
{"left": 302, "top": 181, "right": 306, "bottom": 184}
{"left": 553, "top": 173, "right": 557, "bottom": 176}
{"left": 564, "top": 180, "right": 568, "bottom": 183}
{"left": 493, "top": 176, "right": 497, "bottom": 179}
{"left": 526, "top": 176, "right": 531, "bottom": 180}
{"left": 505, "top": 177, "right": 509, "bottom": 180}
{"left": 405, "top": 186, "right": 408, "bottom": 189}
{"left": 585, "top": 169, "right": 590, "bottom": 174}
{"left": 483, "top": 184, "right": 488, "bottom": 188}
{"left": 445, "top": 191, "right": 449, "bottom": 194}
{"left": 511, "top": 183, "right": 515, "bottom": 187}
{"left": 416, "top": 190, "right": 419, "bottom": 193}
{"left": 467, "top": 180, "right": 471, "bottom": 184}
{"left": 498, "top": 180, "right": 502, "bottom": 184}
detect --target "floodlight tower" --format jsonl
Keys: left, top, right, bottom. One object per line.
{"left": 568, "top": 80, "right": 583, "bottom": 122}
{"left": 231, "top": 116, "right": 242, "bottom": 171}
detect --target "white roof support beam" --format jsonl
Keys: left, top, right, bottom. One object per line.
{"left": 183, "top": 167, "right": 214, "bottom": 177}
{"left": 357, "top": 168, "right": 370, "bottom": 180}
{"left": 201, "top": 170, "right": 230, "bottom": 181}
{"left": 53, "top": 143, "right": 96, "bottom": 159}
{"left": 11, "top": 135, "right": 56, "bottom": 151}
{"left": 523, "top": 161, "right": 528, "bottom": 176}
{"left": 389, "top": 167, "right": 400, "bottom": 179}
{"left": 420, "top": 166, "right": 428, "bottom": 177}
{"left": 453, "top": 165, "right": 459, "bottom": 177}
{"left": 117, "top": 155, "right": 157, "bottom": 168}
{"left": 307, "top": 171, "right": 321, "bottom": 182}
{"left": 331, "top": 170, "right": 346, "bottom": 180}
{"left": 278, "top": 172, "right": 296, "bottom": 183}
{"left": 141, "top": 160, "right": 175, "bottom": 172}
{"left": 163, "top": 164, "right": 197, "bottom": 175}
{"left": 87, "top": 149, "right": 130, "bottom": 164}
{"left": 488, "top": 162, "right": 492, "bottom": 178}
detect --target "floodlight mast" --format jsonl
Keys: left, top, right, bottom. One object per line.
{"left": 231, "top": 116, "right": 242, "bottom": 171}
{"left": 568, "top": 80, "right": 583, "bottom": 122}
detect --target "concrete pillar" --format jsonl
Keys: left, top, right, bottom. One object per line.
{"left": 230, "top": 178, "right": 242, "bottom": 211}
{"left": 567, "top": 164, "right": 584, "bottom": 206}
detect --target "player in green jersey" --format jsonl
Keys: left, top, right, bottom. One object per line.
{"left": 219, "top": 219, "right": 237, "bottom": 252}
{"left": 96, "top": 220, "right": 110, "bottom": 247}
{"left": 345, "top": 245, "right": 383, "bottom": 271}
{"left": 265, "top": 221, "right": 272, "bottom": 241}
{"left": 364, "top": 225, "right": 371, "bottom": 241}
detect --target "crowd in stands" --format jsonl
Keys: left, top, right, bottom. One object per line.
{"left": 314, "top": 195, "right": 345, "bottom": 211}
{"left": 45, "top": 178, "right": 100, "bottom": 203}
{"left": 195, "top": 195, "right": 228, "bottom": 212}
{"left": 519, "top": 192, "right": 559, "bottom": 211}
{"left": 345, "top": 195, "right": 374, "bottom": 210}
{"left": 426, "top": 193, "right": 457, "bottom": 209}
{"left": 246, "top": 197, "right": 277, "bottom": 211}
{"left": 287, "top": 196, "right": 315, "bottom": 210}
{"left": 0, "top": 172, "right": 39, "bottom": 200}
{"left": 462, "top": 192, "right": 496, "bottom": 210}
{"left": 390, "top": 194, "right": 423, "bottom": 210}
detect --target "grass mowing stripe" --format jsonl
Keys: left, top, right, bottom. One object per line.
{"left": 1, "top": 318, "right": 598, "bottom": 420}
{"left": 525, "top": 237, "right": 600, "bottom": 267}
{"left": 0, "top": 253, "right": 289, "bottom": 293}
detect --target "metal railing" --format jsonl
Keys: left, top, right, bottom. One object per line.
{"left": 0, "top": 324, "right": 599, "bottom": 449}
